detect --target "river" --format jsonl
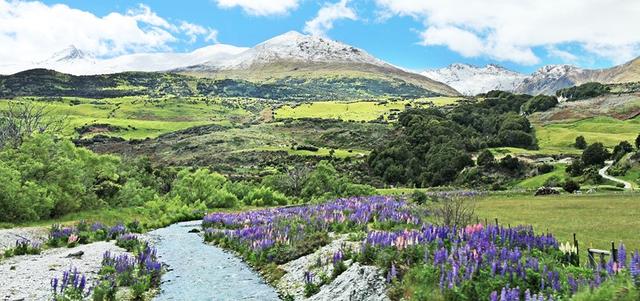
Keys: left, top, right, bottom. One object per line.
{"left": 148, "top": 220, "right": 281, "bottom": 301}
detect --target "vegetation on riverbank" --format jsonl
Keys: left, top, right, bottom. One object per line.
{"left": 201, "top": 195, "right": 640, "bottom": 300}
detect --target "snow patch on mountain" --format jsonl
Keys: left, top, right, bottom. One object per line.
{"left": 192, "top": 31, "right": 389, "bottom": 71}
{"left": 422, "top": 63, "right": 527, "bottom": 95}
{"left": 0, "top": 44, "right": 248, "bottom": 75}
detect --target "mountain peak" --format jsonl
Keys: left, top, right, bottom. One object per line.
{"left": 422, "top": 64, "right": 526, "bottom": 95}
{"left": 214, "top": 30, "right": 384, "bottom": 70}
{"left": 49, "top": 45, "right": 89, "bottom": 62}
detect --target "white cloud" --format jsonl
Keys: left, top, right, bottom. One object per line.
{"left": 304, "top": 0, "right": 357, "bottom": 37}
{"left": 546, "top": 46, "right": 579, "bottom": 63}
{"left": 375, "top": 0, "right": 640, "bottom": 65}
{"left": 180, "top": 21, "right": 218, "bottom": 43}
{"left": 215, "top": 0, "right": 299, "bottom": 16}
{"left": 0, "top": 1, "right": 218, "bottom": 65}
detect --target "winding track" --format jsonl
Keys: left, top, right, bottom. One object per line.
{"left": 598, "top": 160, "right": 633, "bottom": 190}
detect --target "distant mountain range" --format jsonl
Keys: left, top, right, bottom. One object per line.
{"left": 421, "top": 64, "right": 527, "bottom": 96}
{"left": 424, "top": 58, "right": 640, "bottom": 95}
{"left": 0, "top": 31, "right": 457, "bottom": 97}
{"left": 2, "top": 31, "right": 639, "bottom": 97}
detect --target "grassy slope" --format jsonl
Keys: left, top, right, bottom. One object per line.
{"left": 0, "top": 96, "right": 251, "bottom": 139}
{"left": 493, "top": 116, "right": 640, "bottom": 156}
{"left": 274, "top": 97, "right": 460, "bottom": 121}
{"left": 515, "top": 164, "right": 568, "bottom": 189}
{"left": 476, "top": 192, "right": 640, "bottom": 256}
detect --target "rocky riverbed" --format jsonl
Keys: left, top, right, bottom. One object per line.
{"left": 0, "top": 240, "right": 127, "bottom": 301}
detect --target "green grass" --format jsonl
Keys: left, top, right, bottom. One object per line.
{"left": 0, "top": 96, "right": 252, "bottom": 139}
{"left": 536, "top": 117, "right": 640, "bottom": 152}
{"left": 619, "top": 167, "right": 640, "bottom": 189}
{"left": 274, "top": 97, "right": 460, "bottom": 121}
{"left": 476, "top": 192, "right": 640, "bottom": 257}
{"left": 490, "top": 117, "right": 640, "bottom": 156}
{"left": 515, "top": 164, "right": 568, "bottom": 189}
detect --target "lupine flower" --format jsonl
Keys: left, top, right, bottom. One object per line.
{"left": 303, "top": 271, "right": 314, "bottom": 284}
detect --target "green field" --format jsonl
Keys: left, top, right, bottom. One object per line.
{"left": 537, "top": 117, "right": 640, "bottom": 151}
{"left": 274, "top": 97, "right": 461, "bottom": 121}
{"left": 476, "top": 192, "right": 640, "bottom": 256}
{"left": 0, "top": 96, "right": 253, "bottom": 139}
{"left": 515, "top": 164, "right": 568, "bottom": 189}
{"left": 490, "top": 117, "right": 640, "bottom": 156}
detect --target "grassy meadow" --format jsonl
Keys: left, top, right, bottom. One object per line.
{"left": 0, "top": 96, "right": 253, "bottom": 139}
{"left": 475, "top": 192, "right": 640, "bottom": 256}
{"left": 274, "top": 97, "right": 461, "bottom": 121}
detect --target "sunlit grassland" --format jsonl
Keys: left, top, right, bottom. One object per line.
{"left": 0, "top": 96, "right": 252, "bottom": 139}
{"left": 515, "top": 164, "right": 568, "bottom": 189}
{"left": 491, "top": 117, "right": 640, "bottom": 156}
{"left": 536, "top": 117, "right": 640, "bottom": 150}
{"left": 274, "top": 97, "right": 461, "bottom": 121}
{"left": 475, "top": 192, "right": 640, "bottom": 256}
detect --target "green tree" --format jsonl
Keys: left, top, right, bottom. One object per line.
{"left": 171, "top": 168, "right": 238, "bottom": 208}
{"left": 574, "top": 136, "right": 587, "bottom": 149}
{"left": 522, "top": 95, "right": 559, "bottom": 114}
{"left": 581, "top": 143, "right": 610, "bottom": 166}
{"left": 562, "top": 179, "right": 581, "bottom": 194}
{"left": 636, "top": 134, "right": 640, "bottom": 149}
{"left": 612, "top": 141, "right": 634, "bottom": 161}
{"left": 476, "top": 149, "right": 496, "bottom": 166}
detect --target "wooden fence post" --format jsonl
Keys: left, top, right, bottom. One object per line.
{"left": 573, "top": 233, "right": 579, "bottom": 266}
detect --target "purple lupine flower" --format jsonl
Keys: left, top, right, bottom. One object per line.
{"left": 303, "top": 271, "right": 314, "bottom": 284}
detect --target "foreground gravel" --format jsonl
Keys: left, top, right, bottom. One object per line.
{"left": 0, "top": 241, "right": 127, "bottom": 301}
{"left": 0, "top": 227, "right": 48, "bottom": 250}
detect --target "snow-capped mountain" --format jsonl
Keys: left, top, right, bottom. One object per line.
{"left": 205, "top": 31, "right": 388, "bottom": 70}
{"left": 424, "top": 59, "right": 640, "bottom": 95}
{"left": 181, "top": 31, "right": 459, "bottom": 96}
{"left": 0, "top": 44, "right": 248, "bottom": 75}
{"left": 514, "top": 65, "right": 588, "bottom": 95}
{"left": 422, "top": 64, "right": 527, "bottom": 96}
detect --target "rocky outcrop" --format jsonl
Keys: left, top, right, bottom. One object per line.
{"left": 276, "top": 234, "right": 389, "bottom": 301}
{"left": 308, "top": 263, "right": 389, "bottom": 301}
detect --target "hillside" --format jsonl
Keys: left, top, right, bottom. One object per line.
{"left": 180, "top": 31, "right": 459, "bottom": 96}
{"left": 0, "top": 68, "right": 443, "bottom": 101}
{"left": 0, "top": 31, "right": 459, "bottom": 97}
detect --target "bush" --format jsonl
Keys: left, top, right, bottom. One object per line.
{"left": 543, "top": 176, "right": 562, "bottom": 188}
{"left": 537, "top": 164, "right": 554, "bottom": 174}
{"left": 562, "top": 179, "right": 581, "bottom": 193}
{"left": 410, "top": 190, "right": 429, "bottom": 205}
{"left": 575, "top": 136, "right": 587, "bottom": 149}
{"left": 0, "top": 134, "right": 123, "bottom": 222}
{"left": 582, "top": 143, "right": 610, "bottom": 166}
{"left": 476, "top": 149, "right": 495, "bottom": 166}
{"left": 244, "top": 186, "right": 290, "bottom": 206}
{"left": 171, "top": 168, "right": 238, "bottom": 208}
{"left": 522, "top": 95, "right": 558, "bottom": 114}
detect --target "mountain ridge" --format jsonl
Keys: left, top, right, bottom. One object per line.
{"left": 425, "top": 59, "right": 640, "bottom": 95}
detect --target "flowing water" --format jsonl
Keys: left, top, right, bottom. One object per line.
{"left": 149, "top": 221, "right": 281, "bottom": 301}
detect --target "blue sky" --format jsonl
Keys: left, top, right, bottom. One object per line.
{"left": 3, "top": 0, "right": 640, "bottom": 74}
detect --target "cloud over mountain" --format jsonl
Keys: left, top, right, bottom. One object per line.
{"left": 375, "top": 0, "right": 640, "bottom": 65}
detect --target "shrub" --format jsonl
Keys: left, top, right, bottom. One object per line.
{"left": 563, "top": 179, "right": 581, "bottom": 193}
{"left": 171, "top": 168, "right": 238, "bottom": 208}
{"left": 410, "top": 190, "right": 429, "bottom": 205}
{"left": 245, "top": 186, "right": 290, "bottom": 206}
{"left": 543, "top": 176, "right": 562, "bottom": 187}
{"left": 522, "top": 95, "right": 558, "bottom": 113}
{"left": 582, "top": 143, "right": 610, "bottom": 166}
{"left": 575, "top": 136, "right": 587, "bottom": 149}
{"left": 476, "top": 149, "right": 495, "bottom": 166}
{"left": 537, "top": 164, "right": 554, "bottom": 174}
